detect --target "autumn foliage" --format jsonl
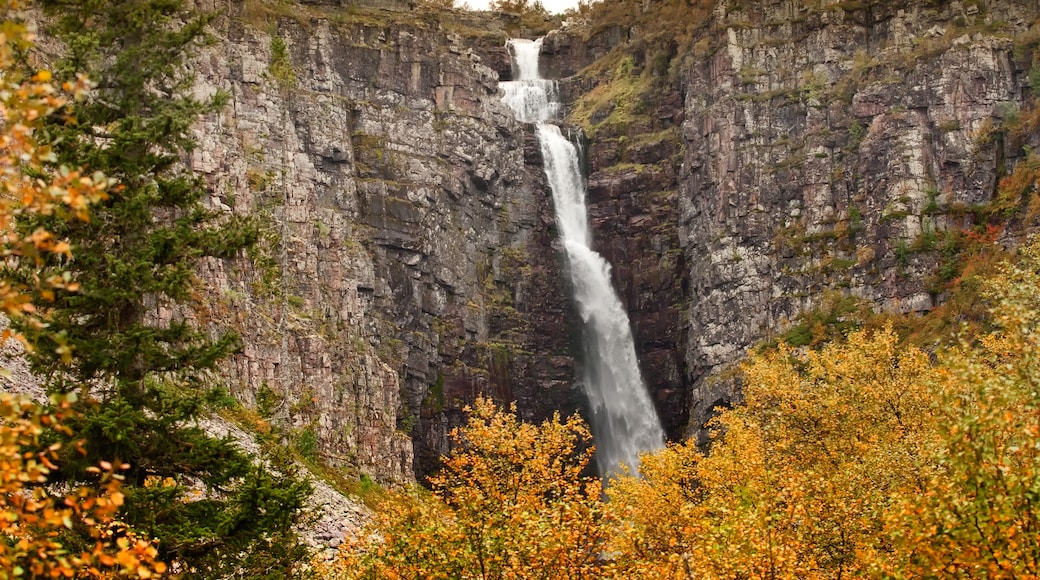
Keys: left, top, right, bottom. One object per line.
{"left": 602, "top": 327, "right": 943, "bottom": 579}
{"left": 0, "top": 1, "right": 111, "bottom": 348}
{"left": 610, "top": 245, "right": 1040, "bottom": 579}
{"left": 0, "top": 393, "right": 165, "bottom": 578}
{"left": 335, "top": 237, "right": 1040, "bottom": 578}
{"left": 881, "top": 242, "right": 1040, "bottom": 578}
{"left": 0, "top": 2, "right": 166, "bottom": 577}
{"left": 326, "top": 398, "right": 609, "bottom": 579}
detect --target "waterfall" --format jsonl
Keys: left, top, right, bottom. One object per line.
{"left": 500, "top": 38, "right": 665, "bottom": 477}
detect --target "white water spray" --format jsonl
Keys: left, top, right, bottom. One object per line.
{"left": 500, "top": 38, "right": 664, "bottom": 476}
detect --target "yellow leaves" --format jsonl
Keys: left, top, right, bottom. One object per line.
{"left": 608, "top": 327, "right": 947, "bottom": 579}
{"left": 141, "top": 476, "right": 175, "bottom": 489}
{"left": 333, "top": 237, "right": 1040, "bottom": 579}
{"left": 606, "top": 441, "right": 707, "bottom": 579}
{"left": 636, "top": 241, "right": 1040, "bottom": 580}
{"left": 330, "top": 397, "right": 608, "bottom": 580}
{"left": 874, "top": 243, "right": 1040, "bottom": 578}
{"left": 51, "top": 241, "right": 71, "bottom": 256}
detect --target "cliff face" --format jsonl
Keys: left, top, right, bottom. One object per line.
{"left": 180, "top": 0, "right": 1040, "bottom": 481}
{"left": 543, "top": 0, "right": 1040, "bottom": 442}
{"left": 186, "top": 1, "right": 580, "bottom": 481}
{"left": 678, "top": 0, "right": 1038, "bottom": 438}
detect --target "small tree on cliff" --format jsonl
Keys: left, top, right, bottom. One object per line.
{"left": 13, "top": 0, "right": 310, "bottom": 576}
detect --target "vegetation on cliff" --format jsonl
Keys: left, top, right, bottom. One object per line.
{"left": 566, "top": 0, "right": 710, "bottom": 136}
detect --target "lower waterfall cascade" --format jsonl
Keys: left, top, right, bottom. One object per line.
{"left": 500, "top": 38, "right": 665, "bottom": 476}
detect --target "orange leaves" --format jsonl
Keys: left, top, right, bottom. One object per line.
{"left": 428, "top": 399, "right": 608, "bottom": 578}
{"left": 732, "top": 331, "right": 942, "bottom": 576}
{"left": 606, "top": 441, "right": 707, "bottom": 579}
{"left": 876, "top": 238, "right": 1040, "bottom": 579}
{"left": 0, "top": 394, "right": 165, "bottom": 578}
{"left": 994, "top": 152, "right": 1040, "bottom": 220}
{"left": 605, "top": 328, "right": 947, "bottom": 579}
{"left": 0, "top": 8, "right": 156, "bottom": 576}
{"left": 0, "top": 2, "right": 111, "bottom": 349}
{"left": 609, "top": 242, "right": 1040, "bottom": 579}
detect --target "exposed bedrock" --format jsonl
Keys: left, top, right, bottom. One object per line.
{"left": 542, "top": 0, "right": 1040, "bottom": 442}
{"left": 186, "top": 2, "right": 581, "bottom": 481}
{"left": 180, "top": 0, "right": 1040, "bottom": 479}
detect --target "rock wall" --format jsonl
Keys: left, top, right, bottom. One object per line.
{"left": 186, "top": 1, "right": 580, "bottom": 481}
{"left": 678, "top": 0, "right": 1039, "bottom": 438}
{"left": 537, "top": 0, "right": 1040, "bottom": 443}
{"left": 181, "top": 0, "right": 1040, "bottom": 481}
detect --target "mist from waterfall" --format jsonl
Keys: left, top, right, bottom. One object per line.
{"left": 500, "top": 38, "right": 664, "bottom": 476}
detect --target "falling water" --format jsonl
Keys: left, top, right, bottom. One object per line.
{"left": 500, "top": 38, "right": 665, "bottom": 476}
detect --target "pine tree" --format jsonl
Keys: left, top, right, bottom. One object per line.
{"left": 12, "top": 0, "right": 311, "bottom": 576}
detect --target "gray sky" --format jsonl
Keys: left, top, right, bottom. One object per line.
{"left": 459, "top": 0, "right": 580, "bottom": 13}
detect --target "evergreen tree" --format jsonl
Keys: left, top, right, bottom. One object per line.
{"left": 12, "top": 0, "right": 311, "bottom": 576}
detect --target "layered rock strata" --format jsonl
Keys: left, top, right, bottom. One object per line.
{"left": 679, "top": 0, "right": 1039, "bottom": 438}
{"left": 180, "top": 0, "right": 1040, "bottom": 479}
{"left": 543, "top": 0, "right": 1040, "bottom": 441}
{"left": 187, "top": 2, "right": 579, "bottom": 481}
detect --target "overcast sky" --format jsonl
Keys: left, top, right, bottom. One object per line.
{"left": 459, "top": 0, "right": 581, "bottom": 13}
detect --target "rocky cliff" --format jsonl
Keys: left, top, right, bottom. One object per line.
{"left": 546, "top": 0, "right": 1040, "bottom": 441}
{"left": 185, "top": 0, "right": 580, "bottom": 482}
{"left": 180, "top": 0, "right": 1040, "bottom": 483}
{"left": 680, "top": 0, "right": 1037, "bottom": 438}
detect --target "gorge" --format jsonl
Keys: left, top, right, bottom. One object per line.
{"left": 175, "top": 0, "right": 1040, "bottom": 487}
{"left": 502, "top": 37, "right": 664, "bottom": 475}
{"left": 12, "top": 0, "right": 1040, "bottom": 573}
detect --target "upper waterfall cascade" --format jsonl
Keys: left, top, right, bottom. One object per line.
{"left": 500, "top": 38, "right": 665, "bottom": 476}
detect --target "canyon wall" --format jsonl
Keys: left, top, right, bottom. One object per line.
{"left": 186, "top": 1, "right": 580, "bottom": 481}
{"left": 680, "top": 0, "right": 1039, "bottom": 437}
{"left": 545, "top": 0, "right": 1040, "bottom": 441}
{"left": 180, "top": 0, "right": 1040, "bottom": 480}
